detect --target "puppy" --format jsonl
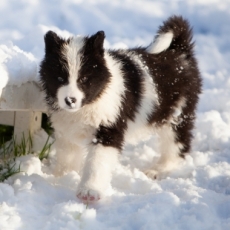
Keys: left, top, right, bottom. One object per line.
{"left": 39, "top": 15, "right": 202, "bottom": 202}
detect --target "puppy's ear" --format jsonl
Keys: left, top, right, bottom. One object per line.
{"left": 44, "top": 31, "right": 63, "bottom": 53}
{"left": 93, "top": 31, "right": 105, "bottom": 50}
{"left": 85, "top": 31, "right": 105, "bottom": 55}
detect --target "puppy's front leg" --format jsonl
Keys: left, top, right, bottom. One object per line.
{"left": 77, "top": 143, "right": 119, "bottom": 202}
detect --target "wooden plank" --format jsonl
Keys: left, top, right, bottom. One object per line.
{"left": 0, "top": 81, "right": 46, "bottom": 144}
{"left": 14, "top": 111, "right": 42, "bottom": 144}
{"left": 0, "top": 82, "right": 47, "bottom": 112}
{"left": 0, "top": 111, "right": 15, "bottom": 126}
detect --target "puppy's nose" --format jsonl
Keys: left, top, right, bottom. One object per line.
{"left": 65, "top": 97, "right": 76, "bottom": 107}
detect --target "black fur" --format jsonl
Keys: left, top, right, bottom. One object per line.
{"left": 95, "top": 51, "right": 145, "bottom": 150}
{"left": 94, "top": 16, "right": 201, "bottom": 155}
{"left": 40, "top": 31, "right": 70, "bottom": 110}
{"left": 79, "top": 32, "right": 111, "bottom": 106}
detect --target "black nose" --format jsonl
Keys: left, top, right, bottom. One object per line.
{"left": 65, "top": 97, "right": 76, "bottom": 107}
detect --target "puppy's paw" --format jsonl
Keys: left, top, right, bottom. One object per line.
{"left": 145, "top": 169, "right": 159, "bottom": 180}
{"left": 145, "top": 169, "right": 167, "bottom": 180}
{"left": 77, "top": 187, "right": 101, "bottom": 203}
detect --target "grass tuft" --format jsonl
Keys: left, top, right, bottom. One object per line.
{"left": 38, "top": 135, "right": 53, "bottom": 161}
{"left": 0, "top": 162, "right": 21, "bottom": 182}
{"left": 0, "top": 133, "right": 53, "bottom": 182}
{"left": 13, "top": 133, "right": 33, "bottom": 158}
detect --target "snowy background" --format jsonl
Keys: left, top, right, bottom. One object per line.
{"left": 1, "top": 0, "right": 230, "bottom": 229}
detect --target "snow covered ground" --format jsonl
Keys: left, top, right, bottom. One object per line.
{"left": 1, "top": 0, "right": 230, "bottom": 229}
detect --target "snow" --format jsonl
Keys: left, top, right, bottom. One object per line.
{"left": 0, "top": 0, "right": 230, "bottom": 229}
{"left": 0, "top": 43, "right": 37, "bottom": 94}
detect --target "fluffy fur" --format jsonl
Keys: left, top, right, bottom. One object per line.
{"left": 39, "top": 16, "right": 202, "bottom": 202}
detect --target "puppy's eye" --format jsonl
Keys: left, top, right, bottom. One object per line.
{"left": 79, "top": 76, "right": 88, "bottom": 84}
{"left": 58, "top": 77, "right": 64, "bottom": 83}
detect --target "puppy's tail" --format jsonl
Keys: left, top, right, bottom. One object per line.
{"left": 146, "top": 15, "right": 194, "bottom": 54}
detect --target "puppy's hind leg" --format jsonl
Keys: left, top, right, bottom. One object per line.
{"left": 145, "top": 123, "right": 186, "bottom": 179}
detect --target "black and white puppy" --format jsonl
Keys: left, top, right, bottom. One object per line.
{"left": 40, "top": 16, "right": 202, "bottom": 202}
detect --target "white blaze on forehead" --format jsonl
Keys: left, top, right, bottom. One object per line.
{"left": 57, "top": 36, "right": 85, "bottom": 112}
{"left": 62, "top": 35, "right": 85, "bottom": 81}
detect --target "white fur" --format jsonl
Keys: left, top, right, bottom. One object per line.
{"left": 50, "top": 110, "right": 95, "bottom": 146}
{"left": 77, "top": 51, "right": 126, "bottom": 127}
{"left": 145, "top": 98, "right": 186, "bottom": 178}
{"left": 53, "top": 137, "right": 86, "bottom": 175}
{"left": 145, "top": 124, "right": 184, "bottom": 179}
{"left": 62, "top": 36, "right": 85, "bottom": 77}
{"left": 50, "top": 110, "right": 95, "bottom": 176}
{"left": 170, "top": 97, "right": 186, "bottom": 125}
{"left": 57, "top": 82, "right": 84, "bottom": 112}
{"left": 147, "top": 32, "right": 173, "bottom": 54}
{"left": 77, "top": 144, "right": 118, "bottom": 199}
{"left": 119, "top": 51, "right": 160, "bottom": 144}
{"left": 58, "top": 36, "right": 85, "bottom": 112}
{"left": 51, "top": 109, "right": 119, "bottom": 200}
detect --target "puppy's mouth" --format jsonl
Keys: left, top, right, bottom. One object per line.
{"left": 63, "top": 106, "right": 80, "bottom": 112}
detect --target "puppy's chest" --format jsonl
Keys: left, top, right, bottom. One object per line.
{"left": 51, "top": 111, "right": 96, "bottom": 145}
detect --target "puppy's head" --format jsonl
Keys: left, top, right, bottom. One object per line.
{"left": 40, "top": 30, "right": 111, "bottom": 112}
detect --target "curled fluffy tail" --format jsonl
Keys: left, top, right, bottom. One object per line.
{"left": 147, "top": 15, "right": 194, "bottom": 54}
